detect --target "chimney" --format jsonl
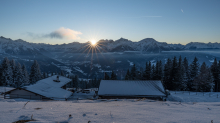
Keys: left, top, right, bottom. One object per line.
{"left": 57, "top": 76, "right": 59, "bottom": 82}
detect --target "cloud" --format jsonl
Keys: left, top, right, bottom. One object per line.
{"left": 181, "top": 9, "right": 184, "bottom": 13}
{"left": 27, "top": 27, "right": 82, "bottom": 40}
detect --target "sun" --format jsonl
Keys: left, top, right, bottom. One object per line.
{"left": 91, "top": 40, "right": 97, "bottom": 46}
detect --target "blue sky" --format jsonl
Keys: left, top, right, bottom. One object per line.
{"left": 0, "top": 0, "right": 219, "bottom": 44}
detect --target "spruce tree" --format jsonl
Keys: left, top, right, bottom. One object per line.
{"left": 104, "top": 72, "right": 110, "bottom": 80}
{"left": 158, "top": 60, "right": 163, "bottom": 80}
{"left": 74, "top": 75, "right": 79, "bottom": 90}
{"left": 125, "top": 69, "right": 131, "bottom": 80}
{"left": 188, "top": 57, "right": 200, "bottom": 91}
{"left": 111, "top": 71, "right": 117, "bottom": 80}
{"left": 177, "top": 56, "right": 184, "bottom": 90}
{"left": 183, "top": 57, "right": 189, "bottom": 76}
{"left": 181, "top": 67, "right": 188, "bottom": 91}
{"left": 151, "top": 64, "right": 156, "bottom": 80}
{"left": 14, "top": 63, "right": 23, "bottom": 88}
{"left": 0, "top": 64, "right": 2, "bottom": 86}
{"left": 211, "top": 58, "right": 219, "bottom": 92}
{"left": 29, "top": 60, "right": 42, "bottom": 84}
{"left": 144, "top": 61, "right": 152, "bottom": 80}
{"left": 194, "top": 62, "right": 213, "bottom": 92}
{"left": 170, "top": 56, "right": 179, "bottom": 90}
{"left": 10, "top": 59, "right": 16, "bottom": 85}
{"left": 22, "top": 65, "right": 29, "bottom": 86}
{"left": 163, "top": 58, "right": 172, "bottom": 90}
{"left": 1, "top": 57, "right": 13, "bottom": 86}
{"left": 155, "top": 61, "right": 159, "bottom": 80}
{"left": 130, "top": 64, "right": 136, "bottom": 80}
{"left": 218, "top": 60, "right": 220, "bottom": 91}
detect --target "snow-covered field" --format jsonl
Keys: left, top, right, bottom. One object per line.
{"left": 0, "top": 89, "right": 220, "bottom": 123}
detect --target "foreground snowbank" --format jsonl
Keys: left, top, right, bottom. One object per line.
{"left": 0, "top": 99, "right": 219, "bottom": 123}
{"left": 168, "top": 91, "right": 220, "bottom": 102}
{"left": 0, "top": 89, "right": 220, "bottom": 122}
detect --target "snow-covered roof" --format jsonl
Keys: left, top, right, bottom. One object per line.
{"left": 23, "top": 75, "right": 72, "bottom": 99}
{"left": 98, "top": 80, "right": 166, "bottom": 97}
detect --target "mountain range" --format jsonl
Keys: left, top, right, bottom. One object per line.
{"left": 1, "top": 36, "right": 220, "bottom": 55}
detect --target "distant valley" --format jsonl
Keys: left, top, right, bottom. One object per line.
{"left": 1, "top": 36, "right": 220, "bottom": 79}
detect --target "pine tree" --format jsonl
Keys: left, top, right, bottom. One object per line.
{"left": 170, "top": 56, "right": 179, "bottom": 90}
{"left": 151, "top": 64, "right": 156, "bottom": 80}
{"left": 10, "top": 59, "right": 16, "bottom": 85}
{"left": 125, "top": 69, "right": 131, "bottom": 80}
{"left": 218, "top": 60, "right": 220, "bottom": 91}
{"left": 183, "top": 57, "right": 189, "bottom": 90}
{"left": 143, "top": 61, "right": 151, "bottom": 80}
{"left": 211, "top": 58, "right": 219, "bottom": 92}
{"left": 194, "top": 62, "right": 213, "bottom": 92}
{"left": 158, "top": 60, "right": 163, "bottom": 80}
{"left": 188, "top": 57, "right": 200, "bottom": 91}
{"left": 104, "top": 72, "right": 110, "bottom": 80}
{"left": 14, "top": 63, "right": 23, "bottom": 88}
{"left": 177, "top": 56, "right": 184, "bottom": 90}
{"left": 163, "top": 58, "right": 172, "bottom": 90}
{"left": 29, "top": 60, "right": 42, "bottom": 84}
{"left": 0, "top": 64, "right": 2, "bottom": 86}
{"left": 155, "top": 61, "right": 159, "bottom": 80}
{"left": 130, "top": 64, "right": 136, "bottom": 80}
{"left": 183, "top": 57, "right": 189, "bottom": 76}
{"left": 111, "top": 71, "right": 117, "bottom": 80}
{"left": 22, "top": 65, "right": 29, "bottom": 86}
{"left": 181, "top": 67, "right": 188, "bottom": 91}
{"left": 1, "top": 57, "right": 13, "bottom": 86}
{"left": 74, "top": 75, "right": 79, "bottom": 90}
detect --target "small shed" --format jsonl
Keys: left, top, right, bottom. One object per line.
{"left": 5, "top": 75, "right": 72, "bottom": 100}
{"left": 98, "top": 80, "right": 166, "bottom": 99}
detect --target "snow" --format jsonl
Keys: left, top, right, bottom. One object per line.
{"left": 23, "top": 76, "right": 72, "bottom": 99}
{"left": 168, "top": 91, "right": 220, "bottom": 102}
{"left": 73, "top": 66, "right": 87, "bottom": 75}
{"left": 127, "top": 60, "right": 134, "bottom": 66}
{"left": 98, "top": 80, "right": 166, "bottom": 97}
{"left": 209, "top": 59, "right": 214, "bottom": 63}
{"left": 0, "top": 95, "right": 220, "bottom": 123}
{"left": 116, "top": 61, "right": 121, "bottom": 63}
{"left": 150, "top": 60, "right": 156, "bottom": 65}
{"left": 0, "top": 87, "right": 15, "bottom": 94}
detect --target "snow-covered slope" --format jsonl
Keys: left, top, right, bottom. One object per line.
{"left": 0, "top": 36, "right": 49, "bottom": 55}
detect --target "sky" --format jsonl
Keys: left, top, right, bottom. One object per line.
{"left": 0, "top": 0, "right": 220, "bottom": 45}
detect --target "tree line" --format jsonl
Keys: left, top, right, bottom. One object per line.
{"left": 0, "top": 57, "right": 100, "bottom": 90}
{"left": 0, "top": 57, "right": 65, "bottom": 88}
{"left": 1, "top": 56, "right": 220, "bottom": 92}
{"left": 124, "top": 56, "right": 220, "bottom": 92}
